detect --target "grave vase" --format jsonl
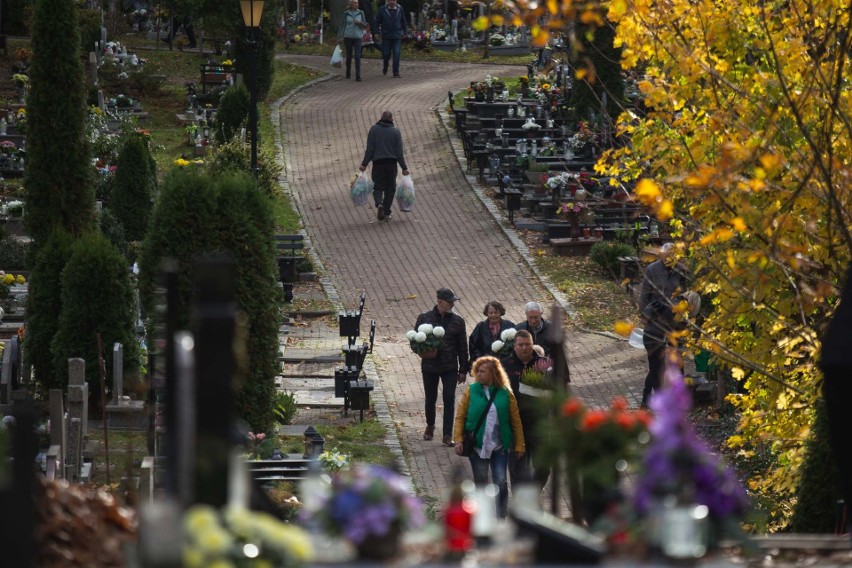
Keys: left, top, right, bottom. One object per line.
{"left": 474, "top": 91, "right": 485, "bottom": 102}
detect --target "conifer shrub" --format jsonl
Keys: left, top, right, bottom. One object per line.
{"left": 110, "top": 133, "right": 156, "bottom": 242}
{"left": 788, "top": 400, "right": 843, "bottom": 532}
{"left": 99, "top": 207, "right": 128, "bottom": 261}
{"left": 139, "top": 169, "right": 280, "bottom": 431}
{"left": 78, "top": 9, "right": 102, "bottom": 55}
{"left": 206, "top": 138, "right": 282, "bottom": 200}
{"left": 589, "top": 241, "right": 636, "bottom": 279}
{"left": 51, "top": 232, "right": 139, "bottom": 392}
{"left": 25, "top": 229, "right": 74, "bottom": 391}
{"left": 215, "top": 83, "right": 250, "bottom": 145}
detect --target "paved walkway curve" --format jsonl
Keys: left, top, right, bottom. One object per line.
{"left": 276, "top": 54, "right": 647, "bottom": 502}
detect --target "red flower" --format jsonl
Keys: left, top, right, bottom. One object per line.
{"left": 611, "top": 396, "right": 628, "bottom": 412}
{"left": 580, "top": 409, "right": 608, "bottom": 431}
{"left": 562, "top": 398, "right": 584, "bottom": 417}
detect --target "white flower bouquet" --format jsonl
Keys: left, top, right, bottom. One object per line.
{"left": 406, "top": 323, "right": 445, "bottom": 357}
{"left": 490, "top": 328, "right": 517, "bottom": 358}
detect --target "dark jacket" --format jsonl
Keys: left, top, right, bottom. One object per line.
{"left": 639, "top": 260, "right": 689, "bottom": 343}
{"left": 515, "top": 318, "right": 556, "bottom": 357}
{"left": 469, "top": 318, "right": 515, "bottom": 363}
{"left": 361, "top": 119, "right": 408, "bottom": 170}
{"left": 375, "top": 3, "right": 408, "bottom": 40}
{"left": 500, "top": 351, "right": 544, "bottom": 447}
{"left": 415, "top": 306, "right": 468, "bottom": 374}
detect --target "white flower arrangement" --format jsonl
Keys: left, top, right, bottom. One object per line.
{"left": 546, "top": 172, "right": 580, "bottom": 191}
{"left": 406, "top": 324, "right": 445, "bottom": 354}
{"left": 492, "top": 328, "right": 517, "bottom": 357}
{"left": 319, "top": 447, "right": 350, "bottom": 472}
{"left": 522, "top": 118, "right": 542, "bottom": 131}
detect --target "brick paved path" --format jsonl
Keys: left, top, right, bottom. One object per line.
{"left": 276, "top": 54, "right": 647, "bottom": 501}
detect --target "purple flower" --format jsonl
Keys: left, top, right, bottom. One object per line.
{"left": 634, "top": 366, "right": 748, "bottom": 519}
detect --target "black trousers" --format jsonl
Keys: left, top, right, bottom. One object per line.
{"left": 641, "top": 337, "right": 666, "bottom": 405}
{"left": 344, "top": 37, "right": 362, "bottom": 78}
{"left": 372, "top": 161, "right": 397, "bottom": 215}
{"left": 423, "top": 369, "right": 457, "bottom": 437}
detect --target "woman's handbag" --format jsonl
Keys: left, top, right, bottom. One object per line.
{"left": 460, "top": 391, "right": 496, "bottom": 457}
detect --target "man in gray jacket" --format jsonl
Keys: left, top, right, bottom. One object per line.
{"left": 359, "top": 110, "right": 409, "bottom": 221}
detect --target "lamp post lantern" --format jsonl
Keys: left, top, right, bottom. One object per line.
{"left": 240, "top": 0, "right": 265, "bottom": 174}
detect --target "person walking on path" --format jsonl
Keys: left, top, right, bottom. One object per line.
{"left": 415, "top": 287, "right": 469, "bottom": 447}
{"left": 469, "top": 300, "right": 515, "bottom": 363}
{"left": 453, "top": 356, "right": 525, "bottom": 519}
{"left": 359, "top": 110, "right": 409, "bottom": 221}
{"left": 515, "top": 301, "right": 557, "bottom": 357}
{"left": 501, "top": 330, "right": 553, "bottom": 490}
{"left": 375, "top": 0, "right": 408, "bottom": 78}
{"left": 638, "top": 242, "right": 690, "bottom": 408}
{"left": 337, "top": 0, "right": 367, "bottom": 81}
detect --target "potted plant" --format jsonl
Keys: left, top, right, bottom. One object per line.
{"left": 405, "top": 323, "right": 444, "bottom": 359}
{"left": 301, "top": 464, "right": 425, "bottom": 560}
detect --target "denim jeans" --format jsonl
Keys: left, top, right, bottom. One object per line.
{"left": 422, "top": 369, "right": 457, "bottom": 437}
{"left": 381, "top": 38, "right": 402, "bottom": 75}
{"left": 469, "top": 448, "right": 510, "bottom": 518}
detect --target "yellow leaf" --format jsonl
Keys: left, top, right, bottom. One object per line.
{"left": 657, "top": 199, "right": 674, "bottom": 220}
{"left": 579, "top": 10, "right": 604, "bottom": 26}
{"left": 731, "top": 217, "right": 747, "bottom": 232}
{"left": 492, "top": 15, "right": 504, "bottom": 26}
{"left": 732, "top": 367, "right": 745, "bottom": 380}
{"left": 575, "top": 68, "right": 588, "bottom": 80}
{"left": 472, "top": 16, "right": 489, "bottom": 31}
{"left": 608, "top": 0, "right": 628, "bottom": 19}
{"left": 635, "top": 178, "right": 661, "bottom": 201}
{"left": 546, "top": 0, "right": 558, "bottom": 15}
{"left": 614, "top": 321, "right": 634, "bottom": 337}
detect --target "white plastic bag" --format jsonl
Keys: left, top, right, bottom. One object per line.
{"left": 396, "top": 174, "right": 415, "bottom": 212}
{"left": 330, "top": 45, "right": 343, "bottom": 68}
{"left": 350, "top": 171, "right": 374, "bottom": 206}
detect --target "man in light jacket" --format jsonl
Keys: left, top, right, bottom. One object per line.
{"left": 375, "top": 0, "right": 408, "bottom": 78}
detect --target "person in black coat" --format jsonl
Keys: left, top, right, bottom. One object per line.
{"left": 414, "top": 287, "right": 469, "bottom": 447}
{"left": 819, "top": 263, "right": 852, "bottom": 527}
{"left": 515, "top": 301, "right": 557, "bottom": 357}
{"left": 469, "top": 300, "right": 515, "bottom": 363}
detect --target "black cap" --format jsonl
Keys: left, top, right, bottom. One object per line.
{"left": 437, "top": 287, "right": 460, "bottom": 302}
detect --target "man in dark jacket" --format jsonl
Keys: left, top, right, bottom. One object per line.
{"left": 375, "top": 0, "right": 408, "bottom": 77}
{"left": 638, "top": 242, "right": 689, "bottom": 407}
{"left": 501, "top": 330, "right": 551, "bottom": 489}
{"left": 360, "top": 110, "right": 409, "bottom": 222}
{"left": 415, "top": 287, "right": 468, "bottom": 447}
{"left": 515, "top": 301, "right": 557, "bottom": 357}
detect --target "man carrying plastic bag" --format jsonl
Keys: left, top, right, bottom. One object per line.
{"left": 359, "top": 110, "right": 409, "bottom": 222}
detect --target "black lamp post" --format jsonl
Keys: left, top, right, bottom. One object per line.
{"left": 240, "top": 0, "right": 265, "bottom": 174}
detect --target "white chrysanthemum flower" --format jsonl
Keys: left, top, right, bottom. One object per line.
{"left": 405, "top": 330, "right": 417, "bottom": 340}
{"left": 501, "top": 328, "right": 517, "bottom": 341}
{"left": 492, "top": 340, "right": 504, "bottom": 352}
{"left": 417, "top": 323, "right": 434, "bottom": 335}
{"left": 432, "top": 326, "right": 445, "bottom": 337}
{"left": 415, "top": 332, "right": 428, "bottom": 343}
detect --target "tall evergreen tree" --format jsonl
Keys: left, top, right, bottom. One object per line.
{"left": 51, "top": 232, "right": 139, "bottom": 393}
{"left": 110, "top": 134, "right": 156, "bottom": 242}
{"left": 25, "top": 229, "right": 73, "bottom": 391}
{"left": 24, "top": 0, "right": 94, "bottom": 246}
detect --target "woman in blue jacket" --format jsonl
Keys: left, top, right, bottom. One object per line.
{"left": 337, "top": 0, "right": 367, "bottom": 81}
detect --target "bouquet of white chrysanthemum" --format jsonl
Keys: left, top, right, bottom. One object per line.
{"left": 405, "top": 323, "right": 445, "bottom": 356}
{"left": 490, "top": 328, "right": 517, "bottom": 358}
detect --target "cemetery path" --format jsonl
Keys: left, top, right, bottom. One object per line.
{"left": 276, "top": 54, "right": 647, "bottom": 501}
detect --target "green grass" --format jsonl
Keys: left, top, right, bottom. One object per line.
{"left": 87, "top": 429, "right": 148, "bottom": 486}
{"left": 315, "top": 420, "right": 396, "bottom": 465}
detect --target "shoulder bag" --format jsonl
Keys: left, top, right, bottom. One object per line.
{"left": 461, "top": 389, "right": 495, "bottom": 457}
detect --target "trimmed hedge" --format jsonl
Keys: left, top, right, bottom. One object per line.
{"left": 215, "top": 83, "right": 250, "bottom": 145}
{"left": 139, "top": 169, "right": 280, "bottom": 431}
{"left": 206, "top": 138, "right": 282, "bottom": 200}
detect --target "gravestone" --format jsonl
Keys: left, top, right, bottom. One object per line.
{"left": 67, "top": 358, "right": 88, "bottom": 440}
{"left": 106, "top": 342, "right": 147, "bottom": 429}
{"left": 88, "top": 52, "right": 99, "bottom": 86}
{"left": 0, "top": 338, "right": 13, "bottom": 404}
{"left": 48, "top": 389, "right": 67, "bottom": 480}
{"left": 68, "top": 417, "right": 82, "bottom": 481}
